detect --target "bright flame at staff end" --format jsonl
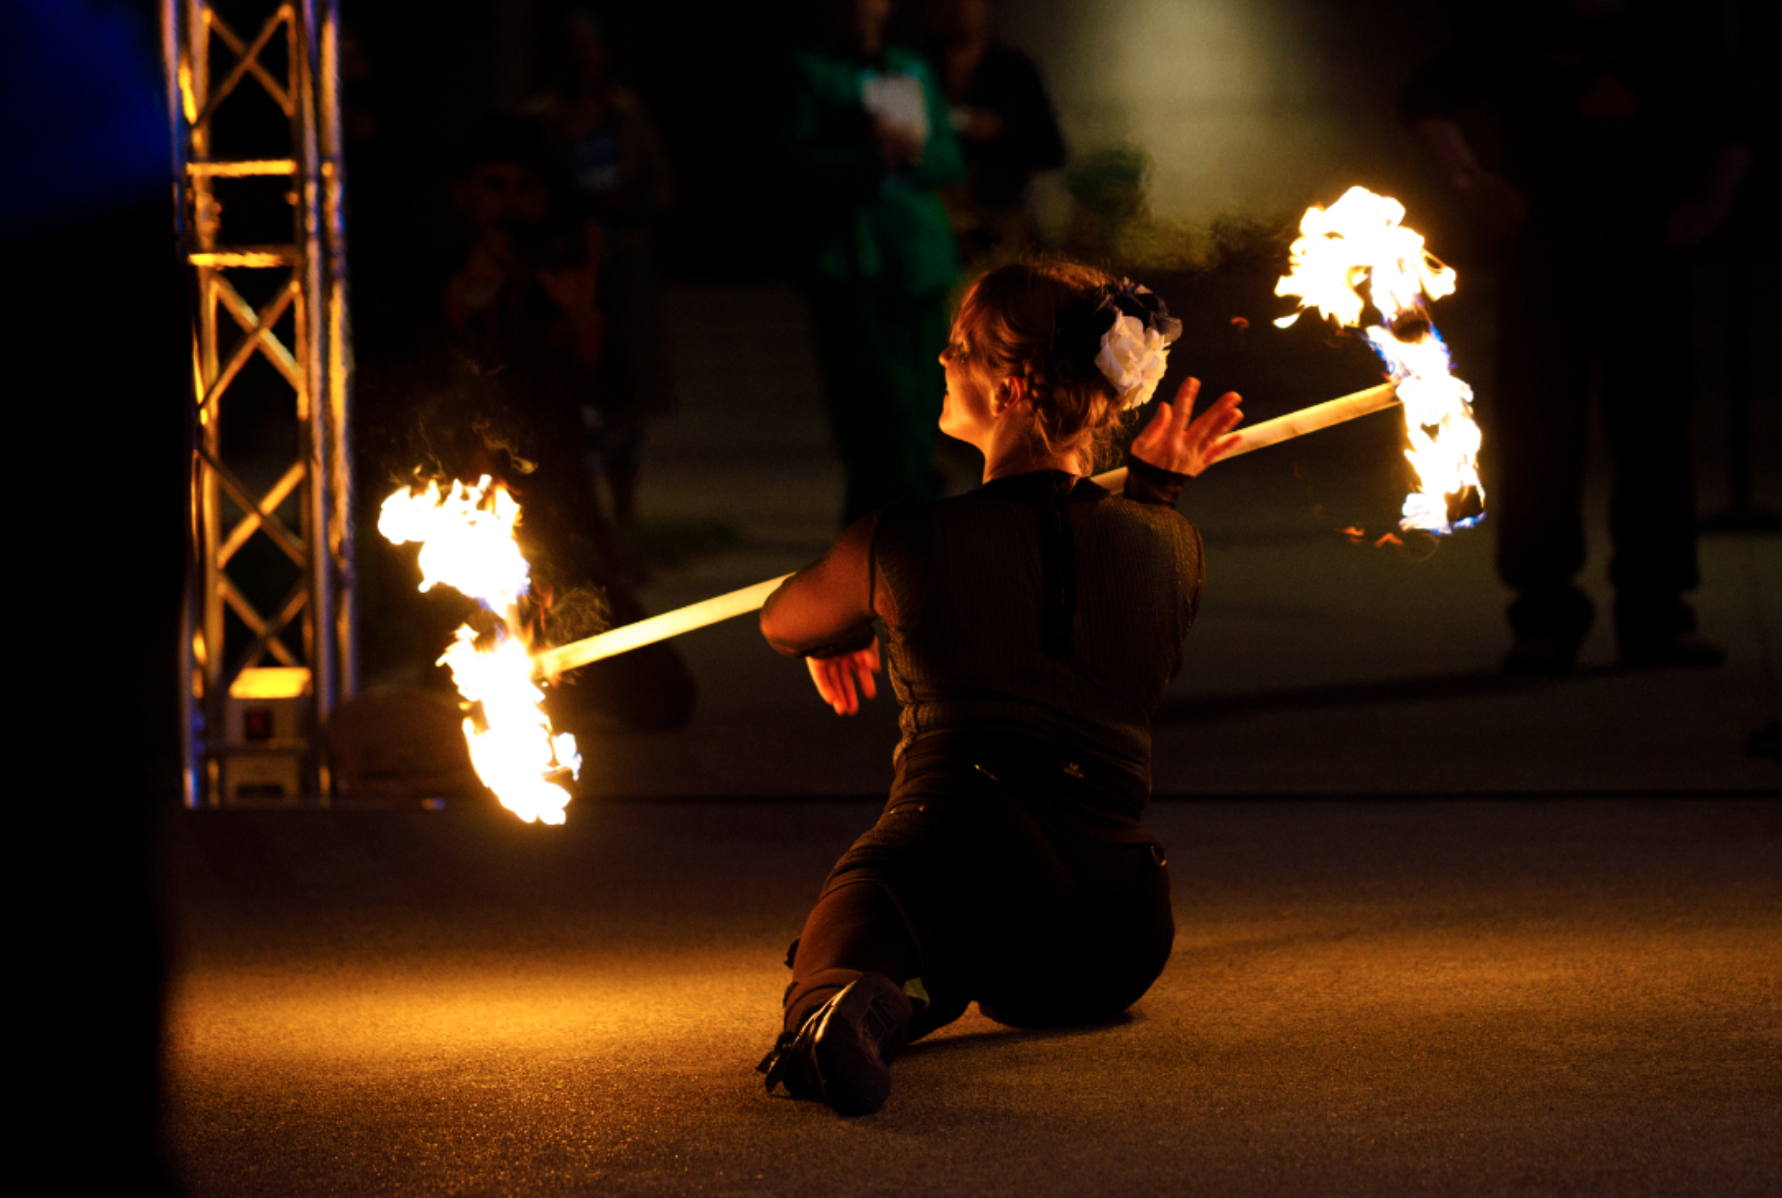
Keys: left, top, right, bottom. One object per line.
{"left": 377, "top": 476, "right": 579, "bottom": 825}
{"left": 1274, "top": 186, "right": 1484, "bottom": 537}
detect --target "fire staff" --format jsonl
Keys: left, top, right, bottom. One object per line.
{"left": 755, "top": 263, "right": 1244, "bottom": 1115}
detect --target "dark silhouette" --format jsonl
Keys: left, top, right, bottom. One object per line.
{"left": 389, "top": 116, "right": 697, "bottom": 734}
{"left": 1405, "top": 0, "right": 1755, "bottom": 673}
{"left": 526, "top": 8, "right": 678, "bottom": 527}
{"left": 931, "top": 0, "right": 1066, "bottom": 263}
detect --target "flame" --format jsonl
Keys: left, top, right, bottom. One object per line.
{"left": 1275, "top": 186, "right": 1484, "bottom": 536}
{"left": 377, "top": 476, "right": 579, "bottom": 825}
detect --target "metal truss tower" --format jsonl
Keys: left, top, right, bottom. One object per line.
{"left": 165, "top": 0, "right": 354, "bottom": 804}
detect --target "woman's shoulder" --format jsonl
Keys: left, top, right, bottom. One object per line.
{"left": 871, "top": 490, "right": 1002, "bottom": 565}
{"left": 1076, "top": 483, "right": 1203, "bottom": 563}
{"left": 1099, "top": 484, "right": 1199, "bottom": 529}
{"left": 886, "top": 478, "right": 1195, "bottom": 549}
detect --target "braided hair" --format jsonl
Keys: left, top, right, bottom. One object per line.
{"left": 954, "top": 261, "right": 1153, "bottom": 469}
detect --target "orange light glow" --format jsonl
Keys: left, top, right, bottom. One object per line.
{"left": 378, "top": 476, "right": 578, "bottom": 825}
{"left": 1275, "top": 187, "right": 1484, "bottom": 536}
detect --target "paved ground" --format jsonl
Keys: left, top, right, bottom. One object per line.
{"left": 162, "top": 799, "right": 1779, "bottom": 1196}
{"left": 162, "top": 283, "right": 1780, "bottom": 1194}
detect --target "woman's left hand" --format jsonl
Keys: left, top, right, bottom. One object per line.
{"left": 806, "top": 639, "right": 881, "bottom": 716}
{"left": 1130, "top": 377, "right": 1244, "bottom": 477}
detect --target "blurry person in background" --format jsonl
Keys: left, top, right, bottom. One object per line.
{"left": 335, "top": 16, "right": 431, "bottom": 368}
{"left": 786, "top": 0, "right": 966, "bottom": 525}
{"left": 526, "top": 8, "right": 677, "bottom": 529}
{"left": 426, "top": 116, "right": 696, "bottom": 732}
{"left": 1404, "top": 0, "right": 1755, "bottom": 674}
{"left": 931, "top": 0, "right": 1066, "bottom": 264}
{"left": 444, "top": 116, "right": 607, "bottom": 406}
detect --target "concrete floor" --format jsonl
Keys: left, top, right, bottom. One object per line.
{"left": 163, "top": 799, "right": 1780, "bottom": 1196}
{"left": 163, "top": 283, "right": 1780, "bottom": 1194}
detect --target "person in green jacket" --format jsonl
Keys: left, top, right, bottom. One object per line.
{"left": 786, "top": 0, "right": 966, "bottom": 524}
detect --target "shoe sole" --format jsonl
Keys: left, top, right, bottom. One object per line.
{"left": 810, "top": 974, "right": 908, "bottom": 1116}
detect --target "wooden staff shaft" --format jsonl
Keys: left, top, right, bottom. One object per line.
{"left": 1090, "top": 381, "right": 1399, "bottom": 492}
{"left": 531, "top": 382, "right": 1401, "bottom": 675}
{"left": 530, "top": 574, "right": 793, "bottom": 679}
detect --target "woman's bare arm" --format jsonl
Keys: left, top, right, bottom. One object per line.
{"left": 761, "top": 513, "right": 885, "bottom": 715}
{"left": 760, "top": 513, "right": 879, "bottom": 658}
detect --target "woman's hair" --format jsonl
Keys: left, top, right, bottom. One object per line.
{"left": 952, "top": 260, "right": 1131, "bottom": 468}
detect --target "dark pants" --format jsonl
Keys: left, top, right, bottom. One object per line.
{"left": 1491, "top": 229, "right": 1702, "bottom": 642}
{"left": 803, "top": 278, "right": 951, "bottom": 525}
{"left": 783, "top": 748, "right": 1175, "bottom": 1043}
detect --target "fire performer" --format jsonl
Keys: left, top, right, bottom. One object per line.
{"left": 755, "top": 263, "right": 1244, "bottom": 1114}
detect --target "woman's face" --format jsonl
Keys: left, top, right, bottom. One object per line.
{"left": 938, "top": 326, "right": 999, "bottom": 448}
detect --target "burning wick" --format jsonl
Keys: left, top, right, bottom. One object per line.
{"left": 1274, "top": 186, "right": 1484, "bottom": 536}
{"left": 378, "top": 476, "right": 580, "bottom": 825}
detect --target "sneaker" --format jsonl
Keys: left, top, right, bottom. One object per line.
{"left": 757, "top": 973, "right": 911, "bottom": 1115}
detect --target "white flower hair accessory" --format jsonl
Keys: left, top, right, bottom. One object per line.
{"left": 1096, "top": 314, "right": 1171, "bottom": 410}
{"left": 1055, "top": 279, "right": 1183, "bottom": 410}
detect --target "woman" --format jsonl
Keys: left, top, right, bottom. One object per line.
{"left": 756, "top": 261, "right": 1244, "bottom": 1115}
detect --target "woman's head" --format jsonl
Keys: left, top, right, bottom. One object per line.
{"left": 943, "top": 261, "right": 1151, "bottom": 468}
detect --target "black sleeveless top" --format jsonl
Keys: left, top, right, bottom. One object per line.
{"left": 872, "top": 467, "right": 1203, "bottom": 811}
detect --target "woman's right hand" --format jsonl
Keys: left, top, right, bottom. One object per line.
{"left": 1130, "top": 378, "right": 1244, "bottom": 477}
{"left": 806, "top": 639, "right": 881, "bottom": 716}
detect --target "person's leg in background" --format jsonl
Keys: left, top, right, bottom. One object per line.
{"left": 880, "top": 286, "right": 950, "bottom": 508}
{"left": 1492, "top": 236, "right": 1598, "bottom": 672}
{"left": 1598, "top": 250, "right": 1722, "bottom": 667}
{"left": 805, "top": 278, "right": 907, "bottom": 525}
